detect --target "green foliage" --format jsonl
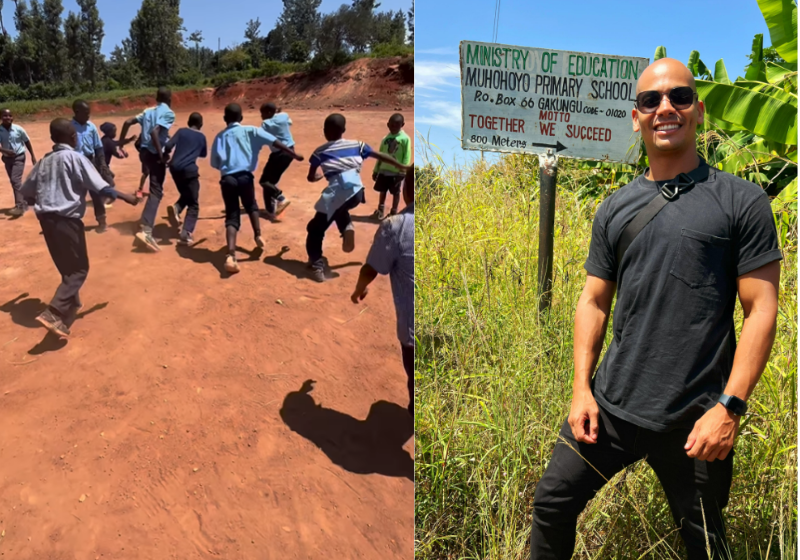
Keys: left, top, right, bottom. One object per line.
{"left": 0, "top": 0, "right": 414, "bottom": 101}
{"left": 757, "top": 0, "right": 797, "bottom": 64}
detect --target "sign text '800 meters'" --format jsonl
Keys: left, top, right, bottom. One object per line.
{"left": 460, "top": 41, "right": 648, "bottom": 163}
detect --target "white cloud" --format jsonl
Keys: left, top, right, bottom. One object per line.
{"left": 415, "top": 60, "right": 461, "bottom": 90}
{"left": 416, "top": 100, "right": 463, "bottom": 131}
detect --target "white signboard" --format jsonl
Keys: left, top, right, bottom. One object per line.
{"left": 460, "top": 41, "right": 649, "bottom": 164}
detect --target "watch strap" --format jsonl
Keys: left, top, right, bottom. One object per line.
{"left": 718, "top": 394, "right": 747, "bottom": 416}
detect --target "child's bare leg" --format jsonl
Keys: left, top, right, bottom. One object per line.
{"left": 390, "top": 191, "right": 400, "bottom": 213}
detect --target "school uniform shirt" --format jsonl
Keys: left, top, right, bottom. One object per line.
{"left": 373, "top": 130, "right": 410, "bottom": 176}
{"left": 72, "top": 119, "right": 103, "bottom": 159}
{"left": 165, "top": 128, "right": 208, "bottom": 177}
{"left": 0, "top": 123, "right": 30, "bottom": 156}
{"left": 366, "top": 203, "right": 415, "bottom": 347}
{"left": 310, "top": 139, "right": 373, "bottom": 219}
{"left": 19, "top": 144, "right": 112, "bottom": 219}
{"left": 261, "top": 113, "right": 294, "bottom": 154}
{"left": 210, "top": 123, "right": 276, "bottom": 176}
{"left": 136, "top": 103, "right": 175, "bottom": 154}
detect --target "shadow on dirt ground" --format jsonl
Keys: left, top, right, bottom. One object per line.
{"left": 280, "top": 379, "right": 413, "bottom": 481}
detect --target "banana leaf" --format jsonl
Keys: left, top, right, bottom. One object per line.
{"left": 757, "top": 0, "right": 798, "bottom": 64}
{"left": 654, "top": 46, "right": 666, "bottom": 61}
{"left": 697, "top": 79, "right": 798, "bottom": 145}
{"left": 714, "top": 59, "right": 732, "bottom": 85}
{"left": 744, "top": 34, "right": 767, "bottom": 82}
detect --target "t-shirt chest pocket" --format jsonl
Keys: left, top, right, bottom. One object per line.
{"left": 669, "top": 228, "right": 731, "bottom": 288}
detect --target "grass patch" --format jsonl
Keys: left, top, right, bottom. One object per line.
{"left": 415, "top": 147, "right": 797, "bottom": 559}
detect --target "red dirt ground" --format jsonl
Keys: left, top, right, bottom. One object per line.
{"left": 0, "top": 108, "right": 414, "bottom": 559}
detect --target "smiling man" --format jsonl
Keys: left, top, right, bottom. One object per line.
{"left": 529, "top": 58, "right": 782, "bottom": 559}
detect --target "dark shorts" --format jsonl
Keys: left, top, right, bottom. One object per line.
{"left": 374, "top": 174, "right": 403, "bottom": 195}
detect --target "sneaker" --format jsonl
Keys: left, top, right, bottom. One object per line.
{"left": 96, "top": 219, "right": 107, "bottom": 234}
{"left": 36, "top": 309, "right": 70, "bottom": 339}
{"left": 177, "top": 232, "right": 194, "bottom": 246}
{"left": 167, "top": 204, "right": 181, "bottom": 229}
{"left": 342, "top": 227, "right": 355, "bottom": 253}
{"left": 255, "top": 235, "right": 265, "bottom": 249}
{"left": 8, "top": 206, "right": 24, "bottom": 217}
{"left": 372, "top": 208, "right": 385, "bottom": 221}
{"left": 225, "top": 254, "right": 240, "bottom": 274}
{"left": 135, "top": 230, "right": 161, "bottom": 252}
{"left": 309, "top": 267, "right": 326, "bottom": 283}
{"left": 274, "top": 200, "right": 292, "bottom": 217}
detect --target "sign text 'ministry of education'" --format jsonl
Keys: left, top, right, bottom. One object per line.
{"left": 460, "top": 41, "right": 649, "bottom": 163}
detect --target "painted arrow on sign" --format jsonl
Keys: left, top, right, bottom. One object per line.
{"left": 530, "top": 141, "right": 568, "bottom": 152}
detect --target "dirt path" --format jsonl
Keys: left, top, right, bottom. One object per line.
{"left": 0, "top": 109, "right": 414, "bottom": 559}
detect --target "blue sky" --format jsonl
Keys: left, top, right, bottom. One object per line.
{"left": 0, "top": 0, "right": 412, "bottom": 54}
{"left": 415, "top": 0, "right": 774, "bottom": 166}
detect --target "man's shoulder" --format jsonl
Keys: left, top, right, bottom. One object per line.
{"left": 706, "top": 168, "right": 767, "bottom": 203}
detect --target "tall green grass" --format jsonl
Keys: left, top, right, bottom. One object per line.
{"left": 415, "top": 148, "right": 797, "bottom": 559}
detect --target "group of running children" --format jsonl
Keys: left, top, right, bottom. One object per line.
{"left": 1, "top": 87, "right": 412, "bottom": 340}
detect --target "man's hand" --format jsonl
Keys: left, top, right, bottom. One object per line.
{"left": 351, "top": 285, "right": 369, "bottom": 304}
{"left": 568, "top": 389, "right": 600, "bottom": 444}
{"left": 0, "top": 147, "right": 15, "bottom": 158}
{"left": 685, "top": 403, "right": 740, "bottom": 461}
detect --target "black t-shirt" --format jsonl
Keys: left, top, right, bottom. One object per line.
{"left": 585, "top": 162, "right": 782, "bottom": 431}
{"left": 165, "top": 128, "right": 207, "bottom": 176}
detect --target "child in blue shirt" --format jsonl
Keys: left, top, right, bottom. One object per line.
{"left": 210, "top": 103, "right": 304, "bottom": 274}
{"left": 259, "top": 102, "right": 296, "bottom": 219}
{"left": 305, "top": 113, "right": 411, "bottom": 283}
{"left": 164, "top": 112, "right": 208, "bottom": 245}
{"left": 71, "top": 100, "right": 115, "bottom": 232}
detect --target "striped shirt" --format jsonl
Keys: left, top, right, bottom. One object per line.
{"left": 309, "top": 139, "right": 373, "bottom": 179}
{"left": 366, "top": 204, "right": 415, "bottom": 346}
{"left": 19, "top": 144, "right": 111, "bottom": 219}
{"left": 0, "top": 123, "right": 30, "bottom": 156}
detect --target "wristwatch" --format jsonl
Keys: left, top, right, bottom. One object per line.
{"left": 718, "top": 394, "right": 748, "bottom": 416}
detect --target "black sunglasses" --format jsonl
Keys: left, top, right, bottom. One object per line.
{"left": 634, "top": 86, "right": 697, "bottom": 113}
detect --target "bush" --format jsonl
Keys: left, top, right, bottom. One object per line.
{"left": 370, "top": 42, "right": 413, "bottom": 58}
{"left": 0, "top": 83, "right": 25, "bottom": 102}
{"left": 172, "top": 68, "right": 204, "bottom": 87}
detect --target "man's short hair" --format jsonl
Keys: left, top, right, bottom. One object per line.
{"left": 188, "top": 112, "right": 203, "bottom": 128}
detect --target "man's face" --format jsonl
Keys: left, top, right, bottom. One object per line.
{"left": 1, "top": 110, "right": 12, "bottom": 127}
{"left": 632, "top": 66, "right": 704, "bottom": 156}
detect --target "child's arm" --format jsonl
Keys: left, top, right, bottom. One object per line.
{"left": 119, "top": 116, "right": 141, "bottom": 147}
{"left": 352, "top": 220, "right": 399, "bottom": 303}
{"left": 151, "top": 126, "right": 166, "bottom": 162}
{"left": 0, "top": 147, "right": 15, "bottom": 157}
{"left": 273, "top": 139, "right": 304, "bottom": 161}
{"left": 78, "top": 154, "right": 138, "bottom": 206}
{"left": 24, "top": 140, "right": 37, "bottom": 164}
{"left": 369, "top": 151, "right": 411, "bottom": 172}
{"left": 210, "top": 137, "right": 221, "bottom": 170}
{"left": 306, "top": 163, "right": 323, "bottom": 182}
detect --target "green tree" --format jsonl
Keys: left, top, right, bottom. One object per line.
{"left": 269, "top": 0, "right": 321, "bottom": 62}
{"left": 63, "top": 10, "right": 82, "bottom": 83}
{"left": 41, "top": 0, "right": 65, "bottom": 82}
{"left": 372, "top": 9, "right": 405, "bottom": 46}
{"left": 14, "top": 0, "right": 37, "bottom": 84}
{"left": 243, "top": 18, "right": 262, "bottom": 68}
{"left": 77, "top": 0, "right": 105, "bottom": 88}
{"left": 407, "top": 2, "right": 413, "bottom": 44}
{"left": 129, "top": 0, "right": 185, "bottom": 84}
{"left": 187, "top": 29, "right": 203, "bottom": 69}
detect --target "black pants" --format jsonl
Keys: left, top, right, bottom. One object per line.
{"left": 259, "top": 151, "right": 294, "bottom": 210}
{"left": 140, "top": 150, "right": 167, "bottom": 230}
{"left": 38, "top": 213, "right": 89, "bottom": 323}
{"left": 530, "top": 405, "right": 732, "bottom": 560}
{"left": 220, "top": 171, "right": 259, "bottom": 232}
{"left": 305, "top": 190, "right": 364, "bottom": 269}
{"left": 401, "top": 344, "right": 414, "bottom": 415}
{"left": 171, "top": 168, "right": 200, "bottom": 234}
